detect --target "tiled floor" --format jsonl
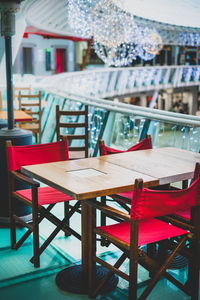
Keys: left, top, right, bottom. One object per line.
{"left": 0, "top": 203, "right": 199, "bottom": 299}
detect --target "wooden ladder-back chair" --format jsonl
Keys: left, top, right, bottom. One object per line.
{"left": 18, "top": 90, "right": 42, "bottom": 144}
{"left": 56, "top": 104, "right": 89, "bottom": 233}
{"left": 86, "top": 163, "right": 200, "bottom": 299}
{"left": 6, "top": 138, "right": 81, "bottom": 268}
{"left": 13, "top": 86, "right": 31, "bottom": 107}
{"left": 56, "top": 104, "right": 89, "bottom": 159}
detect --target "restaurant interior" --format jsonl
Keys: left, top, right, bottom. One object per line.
{"left": 0, "top": 1, "right": 200, "bottom": 299}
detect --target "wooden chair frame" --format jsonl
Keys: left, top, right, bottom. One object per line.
{"left": 56, "top": 104, "right": 89, "bottom": 159}
{"left": 18, "top": 91, "right": 42, "bottom": 144}
{"left": 86, "top": 175, "right": 200, "bottom": 300}
{"left": 7, "top": 138, "right": 81, "bottom": 268}
{"left": 13, "top": 86, "right": 31, "bottom": 102}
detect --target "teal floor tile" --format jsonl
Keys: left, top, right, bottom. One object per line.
{"left": 0, "top": 202, "right": 199, "bottom": 299}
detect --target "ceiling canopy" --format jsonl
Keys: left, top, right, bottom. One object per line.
{"left": 116, "top": 0, "right": 200, "bottom": 28}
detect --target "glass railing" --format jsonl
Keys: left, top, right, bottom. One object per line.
{"left": 6, "top": 65, "right": 200, "bottom": 99}
{"left": 1, "top": 69, "right": 200, "bottom": 155}
{"left": 39, "top": 91, "right": 200, "bottom": 156}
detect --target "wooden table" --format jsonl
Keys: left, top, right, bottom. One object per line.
{"left": 21, "top": 147, "right": 200, "bottom": 293}
{"left": 21, "top": 156, "right": 159, "bottom": 200}
{"left": 21, "top": 155, "right": 158, "bottom": 293}
{"left": 99, "top": 147, "right": 200, "bottom": 185}
{"left": 0, "top": 110, "right": 32, "bottom": 122}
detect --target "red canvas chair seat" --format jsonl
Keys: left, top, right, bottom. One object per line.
{"left": 16, "top": 186, "right": 73, "bottom": 206}
{"left": 98, "top": 218, "right": 187, "bottom": 247}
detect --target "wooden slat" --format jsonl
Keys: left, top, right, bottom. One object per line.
{"left": 20, "top": 103, "right": 40, "bottom": 107}
{"left": 59, "top": 122, "right": 86, "bottom": 128}
{"left": 69, "top": 146, "right": 86, "bottom": 151}
{"left": 18, "top": 91, "right": 42, "bottom": 143}
{"left": 56, "top": 104, "right": 89, "bottom": 158}
{"left": 64, "top": 134, "right": 86, "bottom": 140}
{"left": 58, "top": 110, "right": 87, "bottom": 116}
{"left": 20, "top": 94, "right": 41, "bottom": 99}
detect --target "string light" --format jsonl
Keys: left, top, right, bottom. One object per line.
{"left": 67, "top": 0, "right": 94, "bottom": 38}
{"left": 93, "top": 40, "right": 138, "bottom": 66}
{"left": 90, "top": 0, "right": 134, "bottom": 48}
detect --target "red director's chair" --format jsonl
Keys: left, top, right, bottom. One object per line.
{"left": 6, "top": 138, "right": 81, "bottom": 268}
{"left": 86, "top": 163, "right": 200, "bottom": 299}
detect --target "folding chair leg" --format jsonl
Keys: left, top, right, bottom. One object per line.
{"left": 140, "top": 235, "right": 188, "bottom": 300}
{"left": 8, "top": 177, "right": 16, "bottom": 248}
{"left": 100, "top": 196, "right": 107, "bottom": 246}
{"left": 189, "top": 238, "right": 200, "bottom": 299}
{"left": 10, "top": 213, "right": 16, "bottom": 248}
{"left": 129, "top": 221, "right": 139, "bottom": 300}
{"left": 32, "top": 190, "right": 40, "bottom": 268}
{"left": 129, "top": 250, "right": 138, "bottom": 300}
{"left": 30, "top": 215, "right": 69, "bottom": 263}
{"left": 32, "top": 213, "right": 40, "bottom": 267}
{"left": 34, "top": 133, "right": 38, "bottom": 144}
{"left": 64, "top": 202, "right": 71, "bottom": 237}
{"left": 147, "top": 243, "right": 157, "bottom": 278}
{"left": 156, "top": 239, "right": 169, "bottom": 265}
{"left": 88, "top": 204, "right": 96, "bottom": 298}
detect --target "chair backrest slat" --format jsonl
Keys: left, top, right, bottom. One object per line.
{"left": 18, "top": 91, "right": 42, "bottom": 143}
{"left": 56, "top": 104, "right": 89, "bottom": 158}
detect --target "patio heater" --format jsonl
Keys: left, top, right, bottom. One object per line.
{"left": 0, "top": 0, "right": 32, "bottom": 223}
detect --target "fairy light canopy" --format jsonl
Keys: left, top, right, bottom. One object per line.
{"left": 67, "top": 0, "right": 165, "bottom": 66}
{"left": 26, "top": 0, "right": 200, "bottom": 67}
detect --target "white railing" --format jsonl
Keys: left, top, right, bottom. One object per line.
{"left": 29, "top": 65, "right": 200, "bottom": 99}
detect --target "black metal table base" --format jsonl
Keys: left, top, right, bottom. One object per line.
{"left": 144, "top": 244, "right": 188, "bottom": 270}
{"left": 56, "top": 264, "right": 118, "bottom": 295}
{"left": 167, "top": 252, "right": 188, "bottom": 269}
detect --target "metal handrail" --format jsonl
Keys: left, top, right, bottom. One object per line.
{"left": 44, "top": 88, "right": 200, "bottom": 127}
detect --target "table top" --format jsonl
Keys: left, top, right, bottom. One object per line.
{"left": 99, "top": 147, "right": 200, "bottom": 185}
{"left": 21, "top": 147, "right": 200, "bottom": 200}
{"left": 22, "top": 156, "right": 158, "bottom": 200}
{"left": 0, "top": 110, "right": 32, "bottom": 122}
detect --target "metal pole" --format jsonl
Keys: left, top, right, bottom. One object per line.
{"left": 5, "top": 36, "right": 14, "bottom": 129}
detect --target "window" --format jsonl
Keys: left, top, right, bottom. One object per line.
{"left": 45, "top": 48, "right": 51, "bottom": 71}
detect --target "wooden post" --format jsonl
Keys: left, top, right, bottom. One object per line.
{"left": 80, "top": 37, "right": 93, "bottom": 71}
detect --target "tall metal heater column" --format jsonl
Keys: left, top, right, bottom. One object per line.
{"left": 0, "top": 0, "right": 32, "bottom": 223}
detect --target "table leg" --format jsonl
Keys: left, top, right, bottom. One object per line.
{"left": 81, "top": 200, "right": 89, "bottom": 275}
{"left": 55, "top": 199, "right": 118, "bottom": 295}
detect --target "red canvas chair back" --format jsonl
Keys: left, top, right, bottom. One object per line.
{"left": 99, "top": 135, "right": 152, "bottom": 156}
{"left": 7, "top": 140, "right": 69, "bottom": 171}
{"left": 131, "top": 178, "right": 200, "bottom": 220}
